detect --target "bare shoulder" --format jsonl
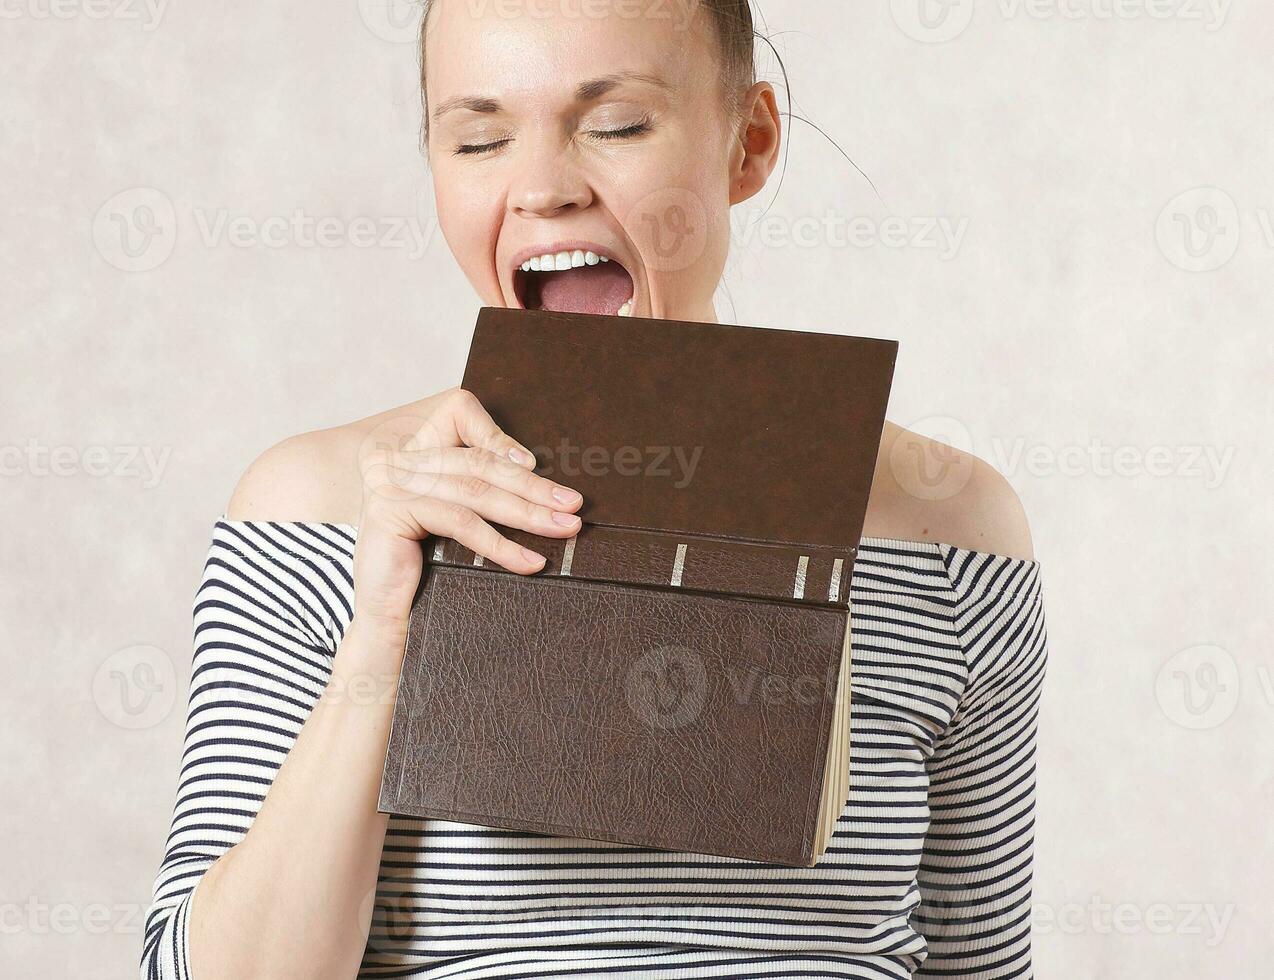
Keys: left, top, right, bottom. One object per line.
{"left": 225, "top": 395, "right": 438, "bottom": 524}
{"left": 862, "top": 421, "right": 1035, "bottom": 561}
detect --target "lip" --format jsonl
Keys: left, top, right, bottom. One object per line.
{"left": 504, "top": 238, "right": 641, "bottom": 314}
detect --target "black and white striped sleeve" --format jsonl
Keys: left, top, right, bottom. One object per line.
{"left": 138, "top": 522, "right": 351, "bottom": 979}
{"left": 915, "top": 549, "right": 1050, "bottom": 978}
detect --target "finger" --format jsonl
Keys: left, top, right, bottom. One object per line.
{"left": 412, "top": 497, "right": 546, "bottom": 574}
{"left": 384, "top": 447, "right": 583, "bottom": 513}
{"left": 396, "top": 472, "right": 581, "bottom": 538}
{"left": 420, "top": 387, "right": 536, "bottom": 469}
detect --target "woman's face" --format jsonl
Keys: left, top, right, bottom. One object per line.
{"left": 424, "top": 0, "right": 772, "bottom": 322}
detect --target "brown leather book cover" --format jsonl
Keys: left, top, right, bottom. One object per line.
{"left": 377, "top": 307, "right": 898, "bottom": 866}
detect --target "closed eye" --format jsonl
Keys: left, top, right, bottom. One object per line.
{"left": 588, "top": 118, "right": 652, "bottom": 141}
{"left": 454, "top": 116, "right": 652, "bottom": 155}
{"left": 454, "top": 138, "right": 512, "bottom": 156}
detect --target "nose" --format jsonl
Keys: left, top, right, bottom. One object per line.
{"left": 506, "top": 142, "right": 593, "bottom": 219}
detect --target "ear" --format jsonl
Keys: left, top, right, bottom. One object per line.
{"left": 728, "top": 81, "right": 782, "bottom": 206}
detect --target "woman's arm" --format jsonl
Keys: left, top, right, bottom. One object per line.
{"left": 140, "top": 524, "right": 392, "bottom": 980}
{"left": 139, "top": 523, "right": 415, "bottom": 980}
{"left": 914, "top": 546, "right": 1050, "bottom": 977}
{"left": 185, "top": 618, "right": 407, "bottom": 980}
{"left": 140, "top": 389, "right": 585, "bottom": 980}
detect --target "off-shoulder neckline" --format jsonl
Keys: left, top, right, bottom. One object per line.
{"left": 214, "top": 517, "right": 1041, "bottom": 571}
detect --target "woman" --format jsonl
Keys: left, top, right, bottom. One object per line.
{"left": 141, "top": 1, "right": 1049, "bottom": 978}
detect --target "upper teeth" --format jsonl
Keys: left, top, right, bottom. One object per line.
{"left": 520, "top": 249, "right": 610, "bottom": 273}
{"left": 516, "top": 247, "right": 632, "bottom": 316}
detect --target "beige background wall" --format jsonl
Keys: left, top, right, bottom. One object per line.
{"left": 2, "top": 1, "right": 1270, "bottom": 976}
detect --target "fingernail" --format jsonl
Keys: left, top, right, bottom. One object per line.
{"left": 508, "top": 447, "right": 534, "bottom": 467}
{"left": 521, "top": 546, "right": 546, "bottom": 566}
{"left": 551, "top": 510, "right": 580, "bottom": 527}
{"left": 551, "top": 486, "right": 581, "bottom": 506}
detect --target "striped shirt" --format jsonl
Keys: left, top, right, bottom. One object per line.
{"left": 141, "top": 519, "right": 1049, "bottom": 979}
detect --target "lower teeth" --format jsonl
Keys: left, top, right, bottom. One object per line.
{"left": 617, "top": 298, "right": 634, "bottom": 317}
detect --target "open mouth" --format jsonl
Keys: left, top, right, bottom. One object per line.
{"left": 513, "top": 248, "right": 636, "bottom": 317}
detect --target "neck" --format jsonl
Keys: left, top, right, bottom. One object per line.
{"left": 665, "top": 298, "right": 718, "bottom": 324}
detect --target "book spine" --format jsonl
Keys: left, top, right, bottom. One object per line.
{"left": 429, "top": 524, "right": 856, "bottom": 608}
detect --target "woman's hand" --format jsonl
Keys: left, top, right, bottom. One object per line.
{"left": 351, "top": 386, "right": 582, "bottom": 640}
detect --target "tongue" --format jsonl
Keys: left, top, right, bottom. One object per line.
{"left": 532, "top": 263, "right": 633, "bottom": 315}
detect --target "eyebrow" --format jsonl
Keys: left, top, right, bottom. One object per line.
{"left": 431, "top": 71, "right": 670, "bottom": 123}
{"left": 574, "top": 70, "right": 669, "bottom": 102}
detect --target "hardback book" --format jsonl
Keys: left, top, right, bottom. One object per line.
{"left": 377, "top": 306, "right": 898, "bottom": 867}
